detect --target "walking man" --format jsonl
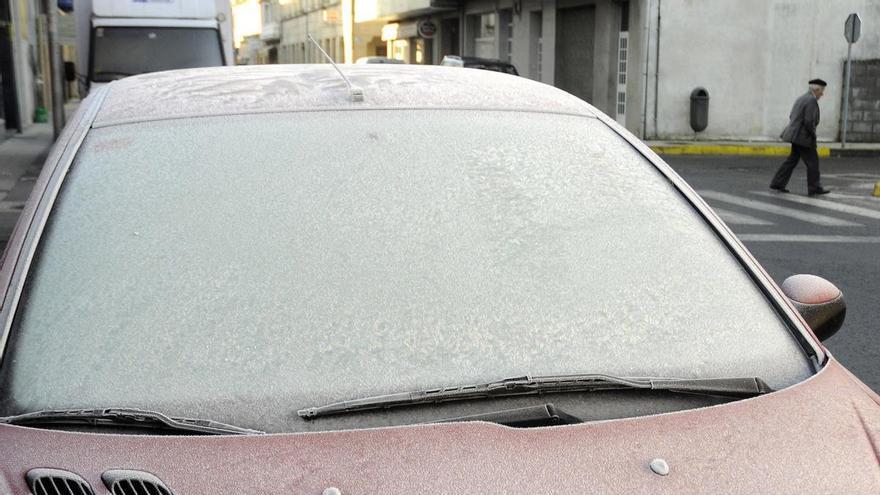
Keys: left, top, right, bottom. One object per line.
{"left": 770, "top": 79, "right": 830, "bottom": 196}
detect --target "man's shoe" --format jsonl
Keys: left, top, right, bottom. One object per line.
{"left": 770, "top": 185, "right": 790, "bottom": 193}
{"left": 808, "top": 187, "right": 831, "bottom": 196}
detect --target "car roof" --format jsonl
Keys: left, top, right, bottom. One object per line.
{"left": 92, "top": 64, "right": 597, "bottom": 128}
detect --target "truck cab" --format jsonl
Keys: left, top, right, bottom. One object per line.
{"left": 75, "top": 0, "right": 233, "bottom": 94}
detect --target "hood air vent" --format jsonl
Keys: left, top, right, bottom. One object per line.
{"left": 26, "top": 468, "right": 95, "bottom": 495}
{"left": 102, "top": 470, "right": 173, "bottom": 495}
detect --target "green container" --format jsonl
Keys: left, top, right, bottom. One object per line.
{"left": 35, "top": 107, "right": 49, "bottom": 123}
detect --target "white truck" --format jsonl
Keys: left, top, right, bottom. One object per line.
{"left": 75, "top": 0, "right": 233, "bottom": 94}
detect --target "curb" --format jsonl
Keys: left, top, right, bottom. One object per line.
{"left": 649, "top": 144, "right": 831, "bottom": 158}
{"left": 829, "top": 148, "right": 880, "bottom": 158}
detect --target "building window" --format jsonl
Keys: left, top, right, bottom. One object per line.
{"left": 472, "top": 13, "right": 496, "bottom": 59}
{"left": 616, "top": 1, "right": 629, "bottom": 124}
{"left": 529, "top": 11, "right": 543, "bottom": 81}
{"left": 415, "top": 39, "right": 424, "bottom": 64}
{"left": 392, "top": 39, "right": 409, "bottom": 62}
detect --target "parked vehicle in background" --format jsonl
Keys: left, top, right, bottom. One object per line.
{"left": 441, "top": 55, "right": 519, "bottom": 75}
{"left": 0, "top": 65, "right": 877, "bottom": 493}
{"left": 74, "top": 0, "right": 233, "bottom": 95}
{"left": 355, "top": 56, "right": 405, "bottom": 64}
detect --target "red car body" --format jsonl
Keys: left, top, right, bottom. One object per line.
{"left": 1, "top": 66, "right": 878, "bottom": 494}
{"left": 2, "top": 361, "right": 879, "bottom": 493}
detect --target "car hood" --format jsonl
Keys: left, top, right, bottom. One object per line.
{"left": 2, "top": 359, "right": 879, "bottom": 494}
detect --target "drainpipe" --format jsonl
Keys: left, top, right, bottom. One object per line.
{"left": 652, "top": 0, "right": 660, "bottom": 139}
{"left": 460, "top": 5, "right": 466, "bottom": 56}
{"left": 43, "top": 0, "right": 64, "bottom": 137}
{"left": 641, "top": 0, "right": 653, "bottom": 139}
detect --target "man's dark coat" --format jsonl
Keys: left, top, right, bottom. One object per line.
{"left": 780, "top": 92, "right": 820, "bottom": 148}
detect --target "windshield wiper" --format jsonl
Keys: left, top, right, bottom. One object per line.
{"left": 298, "top": 374, "right": 773, "bottom": 420}
{"left": 436, "top": 403, "right": 582, "bottom": 428}
{"left": 0, "top": 407, "right": 264, "bottom": 435}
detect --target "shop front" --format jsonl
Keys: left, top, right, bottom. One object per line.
{"left": 381, "top": 20, "right": 437, "bottom": 64}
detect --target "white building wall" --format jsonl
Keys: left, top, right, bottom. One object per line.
{"left": 509, "top": 5, "right": 530, "bottom": 77}
{"left": 653, "top": 0, "right": 880, "bottom": 141}
{"left": 280, "top": 7, "right": 344, "bottom": 63}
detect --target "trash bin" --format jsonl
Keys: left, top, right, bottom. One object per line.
{"left": 34, "top": 107, "right": 48, "bottom": 124}
{"left": 690, "top": 88, "right": 709, "bottom": 132}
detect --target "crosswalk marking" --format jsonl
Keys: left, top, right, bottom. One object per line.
{"left": 751, "top": 191, "right": 880, "bottom": 221}
{"left": 738, "top": 234, "right": 880, "bottom": 243}
{"left": 698, "top": 190, "right": 862, "bottom": 227}
{"left": 711, "top": 207, "right": 773, "bottom": 225}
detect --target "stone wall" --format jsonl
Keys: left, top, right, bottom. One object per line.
{"left": 843, "top": 59, "right": 880, "bottom": 143}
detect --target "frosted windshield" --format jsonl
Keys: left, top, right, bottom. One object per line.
{"left": 2, "top": 111, "right": 812, "bottom": 431}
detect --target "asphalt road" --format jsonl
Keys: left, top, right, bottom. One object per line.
{"left": 665, "top": 154, "right": 880, "bottom": 392}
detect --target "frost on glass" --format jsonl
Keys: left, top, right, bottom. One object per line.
{"left": 3, "top": 111, "right": 812, "bottom": 431}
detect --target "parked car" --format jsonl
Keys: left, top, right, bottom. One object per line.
{"left": 0, "top": 64, "right": 877, "bottom": 494}
{"left": 355, "top": 56, "right": 405, "bottom": 64}
{"left": 441, "top": 55, "right": 519, "bottom": 75}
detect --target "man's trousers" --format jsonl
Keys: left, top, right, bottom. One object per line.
{"left": 770, "top": 144, "right": 822, "bottom": 192}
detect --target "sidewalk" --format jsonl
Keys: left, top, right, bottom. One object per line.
{"left": 0, "top": 123, "right": 55, "bottom": 245}
{"left": 648, "top": 140, "right": 880, "bottom": 158}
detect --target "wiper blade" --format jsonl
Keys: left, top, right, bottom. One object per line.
{"left": 298, "top": 374, "right": 772, "bottom": 420}
{"left": 0, "top": 407, "right": 264, "bottom": 435}
{"left": 436, "top": 403, "right": 582, "bottom": 428}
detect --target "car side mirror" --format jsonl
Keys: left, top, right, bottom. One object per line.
{"left": 781, "top": 274, "right": 846, "bottom": 342}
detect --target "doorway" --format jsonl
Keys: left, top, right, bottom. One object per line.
{"left": 440, "top": 18, "right": 459, "bottom": 58}
{"left": 1, "top": 0, "right": 21, "bottom": 133}
{"left": 555, "top": 5, "right": 595, "bottom": 102}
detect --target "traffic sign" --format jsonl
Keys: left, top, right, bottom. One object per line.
{"left": 845, "top": 13, "right": 861, "bottom": 43}
{"left": 842, "top": 13, "right": 862, "bottom": 147}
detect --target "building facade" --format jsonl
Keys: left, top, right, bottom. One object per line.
{"left": 255, "top": 0, "right": 880, "bottom": 142}
{"left": 648, "top": 0, "right": 880, "bottom": 142}
{"left": 256, "top": 0, "right": 644, "bottom": 133}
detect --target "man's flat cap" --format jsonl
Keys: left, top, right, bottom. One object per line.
{"left": 809, "top": 78, "right": 828, "bottom": 87}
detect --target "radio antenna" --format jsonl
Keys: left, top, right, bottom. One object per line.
{"left": 307, "top": 34, "right": 364, "bottom": 103}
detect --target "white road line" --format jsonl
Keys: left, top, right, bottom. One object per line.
{"left": 711, "top": 207, "right": 774, "bottom": 225}
{"left": 751, "top": 191, "right": 880, "bottom": 220}
{"left": 738, "top": 234, "right": 880, "bottom": 243}
{"left": 698, "top": 191, "right": 862, "bottom": 227}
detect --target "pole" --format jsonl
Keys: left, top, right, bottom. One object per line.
{"left": 341, "top": 0, "right": 353, "bottom": 64}
{"left": 842, "top": 41, "right": 852, "bottom": 148}
{"left": 44, "top": 0, "right": 64, "bottom": 138}
{"left": 653, "top": 0, "right": 661, "bottom": 140}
